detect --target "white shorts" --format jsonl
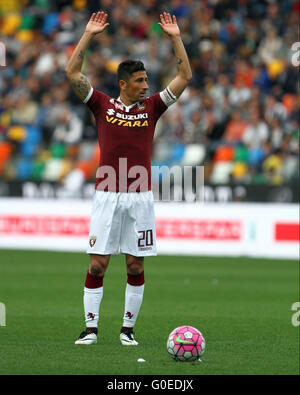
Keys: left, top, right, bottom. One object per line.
{"left": 86, "top": 190, "right": 157, "bottom": 257}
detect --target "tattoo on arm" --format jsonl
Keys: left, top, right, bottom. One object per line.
{"left": 177, "top": 57, "right": 183, "bottom": 66}
{"left": 70, "top": 74, "right": 91, "bottom": 101}
{"left": 79, "top": 50, "right": 84, "bottom": 60}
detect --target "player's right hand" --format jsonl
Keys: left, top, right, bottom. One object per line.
{"left": 85, "top": 11, "right": 109, "bottom": 35}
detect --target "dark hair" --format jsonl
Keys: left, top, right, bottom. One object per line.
{"left": 117, "top": 59, "right": 146, "bottom": 82}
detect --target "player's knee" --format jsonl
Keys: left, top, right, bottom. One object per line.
{"left": 89, "top": 255, "right": 109, "bottom": 276}
{"left": 126, "top": 255, "right": 144, "bottom": 275}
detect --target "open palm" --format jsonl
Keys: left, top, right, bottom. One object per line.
{"left": 158, "top": 12, "right": 180, "bottom": 37}
{"left": 85, "top": 11, "right": 109, "bottom": 35}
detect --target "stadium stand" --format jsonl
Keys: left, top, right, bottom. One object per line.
{"left": 0, "top": 0, "right": 299, "bottom": 189}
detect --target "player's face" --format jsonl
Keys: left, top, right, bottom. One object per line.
{"left": 122, "top": 71, "right": 149, "bottom": 103}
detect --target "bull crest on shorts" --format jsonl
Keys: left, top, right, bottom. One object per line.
{"left": 89, "top": 236, "right": 97, "bottom": 247}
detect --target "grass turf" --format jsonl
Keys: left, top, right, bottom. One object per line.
{"left": 0, "top": 249, "right": 299, "bottom": 375}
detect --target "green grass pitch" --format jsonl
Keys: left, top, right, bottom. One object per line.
{"left": 0, "top": 249, "right": 299, "bottom": 375}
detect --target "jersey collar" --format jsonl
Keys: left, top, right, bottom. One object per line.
{"left": 117, "top": 97, "right": 138, "bottom": 112}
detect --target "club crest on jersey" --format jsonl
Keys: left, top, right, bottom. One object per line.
{"left": 137, "top": 102, "right": 145, "bottom": 111}
{"left": 89, "top": 236, "right": 97, "bottom": 247}
{"left": 109, "top": 98, "right": 124, "bottom": 111}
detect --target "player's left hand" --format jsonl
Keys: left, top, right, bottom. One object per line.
{"left": 158, "top": 12, "right": 180, "bottom": 38}
{"left": 85, "top": 11, "right": 109, "bottom": 36}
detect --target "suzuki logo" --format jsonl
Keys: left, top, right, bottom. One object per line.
{"left": 107, "top": 108, "right": 115, "bottom": 116}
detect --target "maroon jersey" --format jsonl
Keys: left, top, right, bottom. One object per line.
{"left": 84, "top": 88, "right": 171, "bottom": 192}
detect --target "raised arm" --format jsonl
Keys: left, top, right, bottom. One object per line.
{"left": 65, "top": 11, "right": 109, "bottom": 101}
{"left": 158, "top": 12, "right": 192, "bottom": 99}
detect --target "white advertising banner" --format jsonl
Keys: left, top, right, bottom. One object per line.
{"left": 0, "top": 198, "right": 298, "bottom": 259}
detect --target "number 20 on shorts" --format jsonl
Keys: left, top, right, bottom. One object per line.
{"left": 138, "top": 230, "right": 153, "bottom": 247}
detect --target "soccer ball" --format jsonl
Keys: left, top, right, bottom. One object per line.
{"left": 167, "top": 325, "right": 205, "bottom": 362}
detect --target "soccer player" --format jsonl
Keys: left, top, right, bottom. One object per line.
{"left": 65, "top": 11, "right": 192, "bottom": 345}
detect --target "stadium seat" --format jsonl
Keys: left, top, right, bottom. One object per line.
{"left": 0, "top": 13, "right": 21, "bottom": 35}
{"left": 281, "top": 155, "right": 299, "bottom": 180}
{"left": 42, "top": 13, "right": 59, "bottom": 35}
{"left": 26, "top": 126, "right": 41, "bottom": 145}
{"left": 231, "top": 162, "right": 248, "bottom": 180}
{"left": 213, "top": 145, "right": 234, "bottom": 162}
{"left": 181, "top": 144, "right": 206, "bottom": 166}
{"left": 15, "top": 14, "right": 36, "bottom": 43}
{"left": 75, "top": 160, "right": 97, "bottom": 180}
{"left": 15, "top": 30, "right": 34, "bottom": 43}
{"left": 263, "top": 154, "right": 283, "bottom": 172}
{"left": 106, "top": 60, "right": 119, "bottom": 73}
{"left": 50, "top": 143, "right": 66, "bottom": 159}
{"left": 0, "top": 141, "right": 12, "bottom": 162}
{"left": 42, "top": 158, "right": 64, "bottom": 181}
{"left": 30, "top": 160, "right": 46, "bottom": 181}
{"left": 152, "top": 142, "right": 172, "bottom": 164}
{"left": 209, "top": 161, "right": 233, "bottom": 184}
{"left": 37, "top": 149, "right": 51, "bottom": 162}
{"left": 168, "top": 144, "right": 186, "bottom": 164}
{"left": 282, "top": 93, "right": 295, "bottom": 113}
{"left": 60, "top": 158, "right": 72, "bottom": 179}
{"left": 78, "top": 141, "right": 96, "bottom": 160}
{"left": 2, "top": 160, "right": 16, "bottom": 180}
{"left": 267, "top": 59, "right": 285, "bottom": 79}
{"left": 73, "top": 0, "right": 87, "bottom": 10}
{"left": 0, "top": 110, "right": 11, "bottom": 129}
{"left": 20, "top": 126, "right": 42, "bottom": 157}
{"left": 233, "top": 145, "right": 248, "bottom": 162}
{"left": 0, "top": 141, "right": 12, "bottom": 175}
{"left": 7, "top": 125, "right": 26, "bottom": 142}
{"left": 66, "top": 144, "right": 80, "bottom": 159}
{"left": 20, "top": 141, "right": 37, "bottom": 157}
{"left": 61, "top": 168, "right": 85, "bottom": 196}
{"left": 247, "top": 148, "right": 265, "bottom": 167}
{"left": 19, "top": 14, "right": 36, "bottom": 30}
{"left": 15, "top": 158, "right": 33, "bottom": 180}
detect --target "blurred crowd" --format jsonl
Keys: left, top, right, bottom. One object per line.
{"left": 0, "top": 0, "right": 299, "bottom": 190}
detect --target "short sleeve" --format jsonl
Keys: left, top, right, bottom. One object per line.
{"left": 83, "top": 88, "right": 108, "bottom": 117}
{"left": 146, "top": 92, "right": 169, "bottom": 123}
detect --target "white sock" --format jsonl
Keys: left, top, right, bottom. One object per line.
{"left": 122, "top": 283, "right": 144, "bottom": 327}
{"left": 84, "top": 286, "right": 103, "bottom": 328}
